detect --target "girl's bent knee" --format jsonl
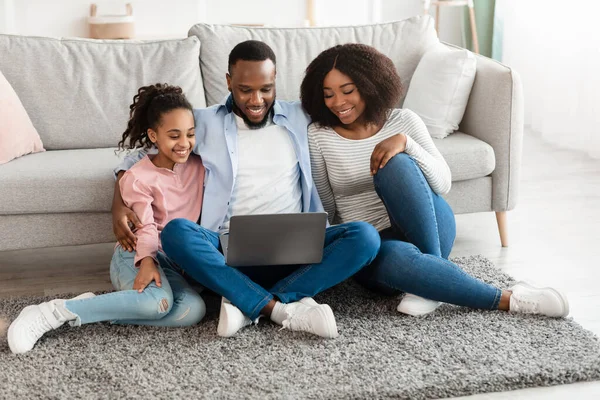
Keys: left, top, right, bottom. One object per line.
{"left": 137, "top": 287, "right": 174, "bottom": 320}
{"left": 173, "top": 295, "right": 206, "bottom": 327}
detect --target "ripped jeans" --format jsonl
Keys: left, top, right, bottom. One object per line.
{"left": 63, "top": 246, "right": 206, "bottom": 327}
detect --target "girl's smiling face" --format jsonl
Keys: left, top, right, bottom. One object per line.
{"left": 147, "top": 108, "right": 196, "bottom": 170}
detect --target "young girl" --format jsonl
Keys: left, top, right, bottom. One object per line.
{"left": 301, "top": 44, "right": 569, "bottom": 318}
{"left": 8, "top": 84, "right": 206, "bottom": 354}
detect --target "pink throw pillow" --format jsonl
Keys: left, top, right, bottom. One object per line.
{"left": 0, "top": 70, "right": 45, "bottom": 164}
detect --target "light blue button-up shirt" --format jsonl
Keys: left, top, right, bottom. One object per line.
{"left": 114, "top": 95, "right": 325, "bottom": 232}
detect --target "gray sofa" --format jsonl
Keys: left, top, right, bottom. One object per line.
{"left": 0, "top": 16, "right": 522, "bottom": 252}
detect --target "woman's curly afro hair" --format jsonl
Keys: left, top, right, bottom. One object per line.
{"left": 300, "top": 43, "right": 402, "bottom": 128}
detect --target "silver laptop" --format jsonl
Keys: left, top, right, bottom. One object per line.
{"left": 220, "top": 212, "right": 328, "bottom": 267}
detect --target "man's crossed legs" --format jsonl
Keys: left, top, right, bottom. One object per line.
{"left": 161, "top": 219, "right": 380, "bottom": 338}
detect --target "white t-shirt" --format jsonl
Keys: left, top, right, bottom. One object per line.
{"left": 220, "top": 114, "right": 303, "bottom": 233}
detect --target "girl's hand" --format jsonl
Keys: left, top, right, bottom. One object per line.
{"left": 370, "top": 134, "right": 407, "bottom": 175}
{"left": 133, "top": 258, "right": 162, "bottom": 293}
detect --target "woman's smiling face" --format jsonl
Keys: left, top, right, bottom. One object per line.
{"left": 322, "top": 68, "right": 366, "bottom": 126}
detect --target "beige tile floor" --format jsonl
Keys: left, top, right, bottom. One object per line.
{"left": 1, "top": 131, "right": 599, "bottom": 398}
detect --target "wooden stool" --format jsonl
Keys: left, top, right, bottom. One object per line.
{"left": 423, "top": 0, "right": 479, "bottom": 54}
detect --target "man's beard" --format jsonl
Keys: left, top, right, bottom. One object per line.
{"left": 232, "top": 99, "right": 276, "bottom": 130}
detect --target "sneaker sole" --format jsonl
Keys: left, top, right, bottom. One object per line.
{"left": 512, "top": 281, "right": 570, "bottom": 317}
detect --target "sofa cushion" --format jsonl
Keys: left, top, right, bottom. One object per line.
{"left": 0, "top": 148, "right": 126, "bottom": 214}
{"left": 0, "top": 132, "right": 494, "bottom": 216}
{"left": 404, "top": 43, "right": 477, "bottom": 139}
{"left": 0, "top": 35, "right": 205, "bottom": 150}
{"left": 434, "top": 132, "right": 495, "bottom": 182}
{"left": 189, "top": 16, "right": 438, "bottom": 106}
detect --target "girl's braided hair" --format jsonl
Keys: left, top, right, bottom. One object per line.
{"left": 118, "top": 83, "right": 192, "bottom": 151}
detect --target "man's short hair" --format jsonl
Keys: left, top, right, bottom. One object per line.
{"left": 228, "top": 40, "right": 277, "bottom": 73}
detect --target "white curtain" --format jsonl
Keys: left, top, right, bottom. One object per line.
{"left": 495, "top": 0, "right": 600, "bottom": 159}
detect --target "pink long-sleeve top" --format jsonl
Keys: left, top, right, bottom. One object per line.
{"left": 119, "top": 154, "right": 205, "bottom": 267}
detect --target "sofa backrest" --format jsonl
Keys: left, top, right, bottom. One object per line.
{"left": 189, "top": 15, "right": 439, "bottom": 107}
{"left": 0, "top": 35, "right": 205, "bottom": 150}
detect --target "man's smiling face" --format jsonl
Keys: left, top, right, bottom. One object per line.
{"left": 226, "top": 59, "right": 276, "bottom": 129}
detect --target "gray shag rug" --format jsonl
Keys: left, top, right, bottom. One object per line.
{"left": 1, "top": 255, "right": 599, "bottom": 400}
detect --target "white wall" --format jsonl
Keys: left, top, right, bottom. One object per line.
{"left": 205, "top": 0, "right": 307, "bottom": 27}
{"left": 0, "top": 0, "right": 15, "bottom": 33}
{"left": 4, "top": 0, "right": 208, "bottom": 38}
{"left": 381, "top": 0, "right": 464, "bottom": 46}
{"left": 0, "top": 0, "right": 465, "bottom": 46}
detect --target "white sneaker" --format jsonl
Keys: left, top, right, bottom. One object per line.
{"left": 397, "top": 294, "right": 442, "bottom": 316}
{"left": 8, "top": 292, "right": 95, "bottom": 354}
{"left": 281, "top": 298, "right": 339, "bottom": 339}
{"left": 509, "top": 281, "right": 569, "bottom": 317}
{"left": 217, "top": 298, "right": 253, "bottom": 337}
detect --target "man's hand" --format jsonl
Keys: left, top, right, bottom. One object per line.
{"left": 370, "top": 134, "right": 407, "bottom": 175}
{"left": 112, "top": 204, "right": 142, "bottom": 252}
{"left": 133, "top": 258, "right": 162, "bottom": 292}
{"left": 112, "top": 172, "right": 143, "bottom": 251}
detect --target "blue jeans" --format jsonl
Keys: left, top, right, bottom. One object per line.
{"left": 354, "top": 153, "right": 502, "bottom": 310}
{"left": 63, "top": 247, "right": 206, "bottom": 326}
{"left": 161, "top": 219, "right": 381, "bottom": 320}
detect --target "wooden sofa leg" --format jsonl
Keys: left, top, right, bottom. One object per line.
{"left": 495, "top": 211, "right": 508, "bottom": 247}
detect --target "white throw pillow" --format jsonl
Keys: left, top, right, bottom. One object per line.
{"left": 403, "top": 44, "right": 477, "bottom": 139}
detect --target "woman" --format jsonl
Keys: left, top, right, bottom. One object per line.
{"left": 300, "top": 44, "right": 569, "bottom": 318}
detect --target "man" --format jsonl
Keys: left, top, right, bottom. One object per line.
{"left": 112, "top": 41, "right": 380, "bottom": 338}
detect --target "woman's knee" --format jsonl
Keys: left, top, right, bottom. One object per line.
{"left": 373, "top": 153, "right": 415, "bottom": 184}
{"left": 171, "top": 293, "right": 206, "bottom": 327}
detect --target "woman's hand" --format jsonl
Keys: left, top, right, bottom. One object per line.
{"left": 370, "top": 134, "right": 407, "bottom": 175}
{"left": 133, "top": 258, "right": 162, "bottom": 293}
{"left": 112, "top": 203, "right": 142, "bottom": 252}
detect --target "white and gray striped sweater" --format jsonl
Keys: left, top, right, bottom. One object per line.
{"left": 308, "top": 108, "right": 452, "bottom": 232}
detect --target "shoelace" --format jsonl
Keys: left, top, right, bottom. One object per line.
{"left": 280, "top": 313, "right": 311, "bottom": 333}
{"left": 512, "top": 294, "right": 539, "bottom": 314}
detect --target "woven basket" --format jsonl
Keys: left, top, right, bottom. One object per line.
{"left": 88, "top": 3, "right": 135, "bottom": 39}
